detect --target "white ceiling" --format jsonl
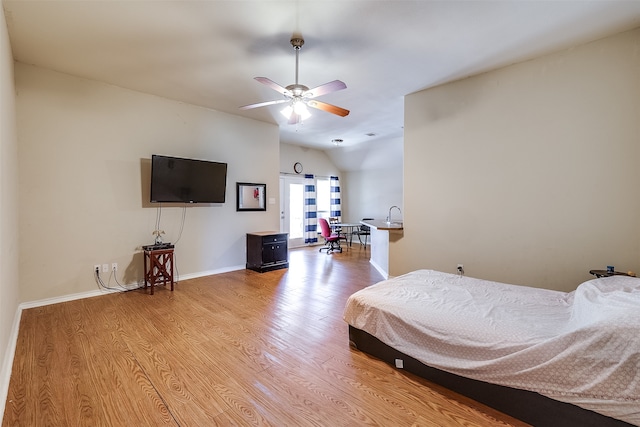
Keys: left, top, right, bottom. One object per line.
{"left": 4, "top": 1, "right": 640, "bottom": 158}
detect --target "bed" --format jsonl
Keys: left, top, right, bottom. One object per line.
{"left": 343, "top": 270, "right": 640, "bottom": 426}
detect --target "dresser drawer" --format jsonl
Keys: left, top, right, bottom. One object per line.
{"left": 261, "top": 234, "right": 287, "bottom": 245}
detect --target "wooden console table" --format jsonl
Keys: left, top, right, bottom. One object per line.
{"left": 143, "top": 247, "right": 175, "bottom": 294}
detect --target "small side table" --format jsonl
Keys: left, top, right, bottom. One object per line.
{"left": 589, "top": 269, "right": 632, "bottom": 278}
{"left": 143, "top": 247, "right": 175, "bottom": 294}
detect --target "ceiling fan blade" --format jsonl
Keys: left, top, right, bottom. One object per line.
{"left": 254, "top": 77, "right": 291, "bottom": 96}
{"left": 239, "top": 99, "right": 289, "bottom": 110}
{"left": 305, "top": 80, "right": 347, "bottom": 98}
{"left": 307, "top": 100, "right": 350, "bottom": 117}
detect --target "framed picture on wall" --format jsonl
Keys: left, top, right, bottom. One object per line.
{"left": 236, "top": 182, "right": 266, "bottom": 211}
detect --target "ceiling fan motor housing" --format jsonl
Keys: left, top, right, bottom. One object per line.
{"left": 290, "top": 37, "right": 304, "bottom": 50}
{"left": 286, "top": 84, "right": 309, "bottom": 97}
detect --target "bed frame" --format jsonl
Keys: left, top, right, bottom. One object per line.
{"left": 349, "top": 326, "right": 633, "bottom": 427}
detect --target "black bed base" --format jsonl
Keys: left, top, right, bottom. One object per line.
{"left": 348, "top": 326, "right": 632, "bottom": 427}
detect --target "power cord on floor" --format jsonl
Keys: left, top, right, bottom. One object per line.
{"left": 94, "top": 266, "right": 143, "bottom": 292}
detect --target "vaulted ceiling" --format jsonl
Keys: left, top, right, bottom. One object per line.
{"left": 4, "top": 1, "right": 640, "bottom": 161}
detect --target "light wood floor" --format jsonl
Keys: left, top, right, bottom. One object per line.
{"left": 3, "top": 245, "right": 530, "bottom": 426}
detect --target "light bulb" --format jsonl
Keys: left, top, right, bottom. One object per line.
{"left": 293, "top": 102, "right": 311, "bottom": 120}
{"left": 281, "top": 101, "right": 311, "bottom": 121}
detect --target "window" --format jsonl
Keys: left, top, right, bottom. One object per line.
{"left": 316, "top": 178, "right": 330, "bottom": 219}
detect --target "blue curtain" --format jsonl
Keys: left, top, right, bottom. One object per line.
{"left": 304, "top": 174, "right": 318, "bottom": 244}
{"left": 330, "top": 176, "right": 341, "bottom": 222}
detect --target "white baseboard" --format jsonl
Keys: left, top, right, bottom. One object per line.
{"left": 19, "top": 264, "right": 246, "bottom": 310}
{"left": 369, "top": 259, "right": 389, "bottom": 280}
{"left": 18, "top": 288, "right": 120, "bottom": 310}
{"left": 177, "top": 265, "right": 245, "bottom": 281}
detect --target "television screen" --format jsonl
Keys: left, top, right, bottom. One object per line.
{"left": 150, "top": 155, "right": 227, "bottom": 203}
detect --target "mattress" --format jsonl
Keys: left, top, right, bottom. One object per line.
{"left": 343, "top": 270, "right": 640, "bottom": 426}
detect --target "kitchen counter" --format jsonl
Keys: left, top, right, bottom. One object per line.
{"left": 361, "top": 219, "right": 403, "bottom": 231}
{"left": 360, "top": 219, "right": 403, "bottom": 279}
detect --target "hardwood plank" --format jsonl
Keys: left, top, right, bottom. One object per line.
{"left": 3, "top": 245, "right": 529, "bottom": 426}
{"left": 69, "top": 298, "right": 175, "bottom": 426}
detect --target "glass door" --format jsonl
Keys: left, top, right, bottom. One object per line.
{"left": 280, "top": 175, "right": 306, "bottom": 248}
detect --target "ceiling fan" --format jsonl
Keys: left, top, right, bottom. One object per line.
{"left": 240, "top": 36, "right": 350, "bottom": 125}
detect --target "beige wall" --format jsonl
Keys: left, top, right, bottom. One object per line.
{"left": 343, "top": 167, "right": 403, "bottom": 223}
{"left": 279, "top": 142, "right": 339, "bottom": 178}
{"left": 330, "top": 136, "right": 404, "bottom": 223}
{"left": 398, "top": 28, "right": 640, "bottom": 292}
{"left": 16, "top": 63, "right": 280, "bottom": 302}
{"left": 0, "top": 3, "right": 19, "bottom": 414}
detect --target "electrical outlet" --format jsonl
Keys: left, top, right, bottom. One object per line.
{"left": 112, "top": 263, "right": 118, "bottom": 272}
{"left": 102, "top": 264, "right": 109, "bottom": 273}
{"left": 94, "top": 264, "right": 100, "bottom": 274}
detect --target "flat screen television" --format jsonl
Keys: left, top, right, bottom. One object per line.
{"left": 150, "top": 154, "right": 228, "bottom": 203}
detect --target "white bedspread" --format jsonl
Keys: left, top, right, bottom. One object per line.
{"left": 343, "top": 270, "right": 640, "bottom": 425}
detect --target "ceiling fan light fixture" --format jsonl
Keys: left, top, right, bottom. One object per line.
{"left": 293, "top": 101, "right": 311, "bottom": 119}
{"left": 281, "top": 101, "right": 311, "bottom": 121}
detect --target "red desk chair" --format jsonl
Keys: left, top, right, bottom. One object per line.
{"left": 318, "top": 218, "right": 345, "bottom": 254}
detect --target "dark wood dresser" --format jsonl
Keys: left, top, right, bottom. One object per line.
{"left": 246, "top": 232, "right": 289, "bottom": 273}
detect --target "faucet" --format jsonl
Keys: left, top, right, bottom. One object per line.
{"left": 387, "top": 205, "right": 402, "bottom": 223}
